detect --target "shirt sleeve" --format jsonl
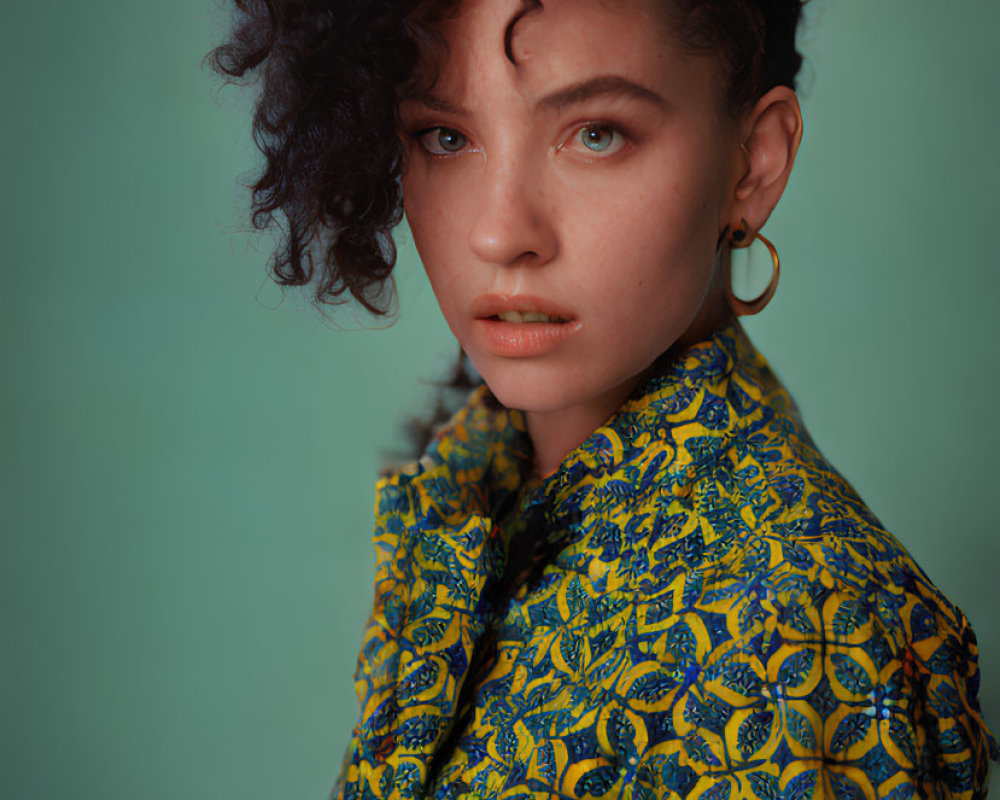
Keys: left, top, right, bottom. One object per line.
{"left": 330, "top": 465, "right": 503, "bottom": 800}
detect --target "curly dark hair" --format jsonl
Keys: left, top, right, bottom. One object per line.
{"left": 209, "top": 0, "right": 806, "bottom": 314}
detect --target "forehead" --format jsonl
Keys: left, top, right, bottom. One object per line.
{"left": 509, "top": 0, "right": 668, "bottom": 73}
{"left": 423, "top": 0, "right": 714, "bottom": 101}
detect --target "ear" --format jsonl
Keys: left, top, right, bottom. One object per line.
{"left": 727, "top": 86, "right": 803, "bottom": 233}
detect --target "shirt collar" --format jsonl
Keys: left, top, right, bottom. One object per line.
{"left": 390, "top": 322, "right": 754, "bottom": 552}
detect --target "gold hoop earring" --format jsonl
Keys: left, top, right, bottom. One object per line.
{"left": 726, "top": 225, "right": 780, "bottom": 316}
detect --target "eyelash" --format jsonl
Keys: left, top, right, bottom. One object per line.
{"left": 409, "top": 121, "right": 633, "bottom": 159}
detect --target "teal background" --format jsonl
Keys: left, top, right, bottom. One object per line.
{"left": 3, "top": 0, "right": 998, "bottom": 797}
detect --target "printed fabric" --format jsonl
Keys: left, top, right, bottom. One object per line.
{"left": 332, "top": 323, "right": 997, "bottom": 800}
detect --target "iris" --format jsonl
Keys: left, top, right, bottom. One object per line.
{"left": 580, "top": 125, "right": 618, "bottom": 152}
{"left": 420, "top": 127, "right": 467, "bottom": 154}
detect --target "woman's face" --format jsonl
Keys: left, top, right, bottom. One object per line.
{"left": 399, "top": 0, "right": 744, "bottom": 427}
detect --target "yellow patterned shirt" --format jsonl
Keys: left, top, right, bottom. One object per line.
{"left": 333, "top": 323, "right": 996, "bottom": 799}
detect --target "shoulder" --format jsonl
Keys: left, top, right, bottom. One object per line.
{"left": 653, "top": 330, "right": 983, "bottom": 690}
{"left": 626, "top": 357, "right": 999, "bottom": 793}
{"left": 625, "top": 509, "right": 997, "bottom": 797}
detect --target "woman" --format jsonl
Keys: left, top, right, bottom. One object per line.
{"left": 211, "top": 0, "right": 997, "bottom": 797}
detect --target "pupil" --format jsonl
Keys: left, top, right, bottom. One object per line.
{"left": 584, "top": 127, "right": 609, "bottom": 150}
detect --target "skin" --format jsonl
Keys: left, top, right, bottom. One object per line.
{"left": 399, "top": 0, "right": 802, "bottom": 476}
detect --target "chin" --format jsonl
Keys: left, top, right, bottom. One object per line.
{"left": 480, "top": 378, "right": 552, "bottom": 414}
{"left": 474, "top": 364, "right": 569, "bottom": 415}
{"left": 476, "top": 362, "right": 636, "bottom": 420}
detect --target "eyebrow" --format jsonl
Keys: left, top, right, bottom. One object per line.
{"left": 399, "top": 74, "right": 666, "bottom": 118}
{"left": 536, "top": 75, "right": 666, "bottom": 112}
{"left": 400, "top": 91, "right": 471, "bottom": 117}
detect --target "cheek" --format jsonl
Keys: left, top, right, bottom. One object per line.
{"left": 402, "top": 172, "right": 475, "bottom": 332}
{"left": 568, "top": 187, "right": 717, "bottom": 295}
{"left": 403, "top": 187, "right": 447, "bottom": 290}
{"left": 563, "top": 145, "right": 722, "bottom": 250}
{"left": 403, "top": 167, "right": 469, "bottom": 276}
{"left": 625, "top": 160, "right": 724, "bottom": 269}
{"left": 568, "top": 191, "right": 720, "bottom": 357}
{"left": 402, "top": 171, "right": 437, "bottom": 252}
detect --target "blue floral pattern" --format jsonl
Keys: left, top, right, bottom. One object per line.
{"left": 333, "top": 324, "right": 996, "bottom": 799}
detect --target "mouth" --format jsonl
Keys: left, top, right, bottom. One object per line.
{"left": 472, "top": 294, "right": 580, "bottom": 357}
{"left": 471, "top": 294, "right": 576, "bottom": 324}
{"left": 490, "top": 310, "right": 571, "bottom": 324}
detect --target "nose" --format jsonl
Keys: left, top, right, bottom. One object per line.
{"left": 468, "top": 157, "right": 558, "bottom": 267}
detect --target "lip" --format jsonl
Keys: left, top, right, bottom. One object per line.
{"left": 470, "top": 293, "right": 576, "bottom": 323}
{"left": 471, "top": 294, "right": 580, "bottom": 357}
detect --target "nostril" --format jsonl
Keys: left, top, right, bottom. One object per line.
{"left": 467, "top": 182, "right": 558, "bottom": 266}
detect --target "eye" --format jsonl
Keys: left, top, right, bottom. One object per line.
{"left": 418, "top": 127, "right": 469, "bottom": 155}
{"left": 576, "top": 124, "right": 626, "bottom": 155}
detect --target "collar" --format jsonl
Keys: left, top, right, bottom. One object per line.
{"left": 405, "top": 320, "right": 764, "bottom": 541}
{"left": 339, "top": 321, "right": 770, "bottom": 798}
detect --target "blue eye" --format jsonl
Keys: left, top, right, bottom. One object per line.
{"left": 578, "top": 125, "right": 623, "bottom": 154}
{"left": 419, "top": 127, "right": 468, "bottom": 154}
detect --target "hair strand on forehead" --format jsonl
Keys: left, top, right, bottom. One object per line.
{"left": 503, "top": 0, "right": 543, "bottom": 64}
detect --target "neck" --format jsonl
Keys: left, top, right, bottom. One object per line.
{"left": 523, "top": 312, "right": 734, "bottom": 477}
{"left": 525, "top": 375, "right": 644, "bottom": 478}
